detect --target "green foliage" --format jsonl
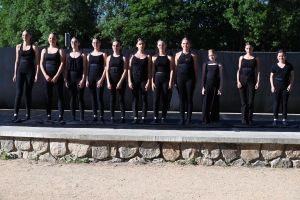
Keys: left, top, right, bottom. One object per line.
{"left": 0, "top": 151, "right": 12, "bottom": 160}
{"left": 62, "top": 156, "right": 90, "bottom": 164}
{"left": 188, "top": 158, "right": 197, "bottom": 165}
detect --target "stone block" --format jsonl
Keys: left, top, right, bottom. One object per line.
{"left": 32, "top": 138, "right": 48, "bottom": 155}
{"left": 0, "top": 137, "right": 14, "bottom": 152}
{"left": 181, "top": 143, "right": 199, "bottom": 160}
{"left": 196, "top": 157, "right": 213, "bottom": 166}
{"left": 231, "top": 158, "right": 245, "bottom": 167}
{"left": 50, "top": 139, "right": 67, "bottom": 158}
{"left": 8, "top": 151, "right": 23, "bottom": 159}
{"left": 201, "top": 143, "right": 220, "bottom": 159}
{"left": 68, "top": 140, "right": 90, "bottom": 158}
{"left": 22, "top": 151, "right": 38, "bottom": 160}
{"left": 285, "top": 145, "right": 300, "bottom": 159}
{"left": 110, "top": 142, "right": 117, "bottom": 157}
{"left": 152, "top": 158, "right": 165, "bottom": 163}
{"left": 14, "top": 138, "right": 31, "bottom": 151}
{"left": 292, "top": 160, "right": 300, "bottom": 168}
{"left": 261, "top": 144, "right": 283, "bottom": 160}
{"left": 220, "top": 143, "right": 238, "bottom": 163}
{"left": 214, "top": 159, "right": 226, "bottom": 166}
{"left": 271, "top": 158, "right": 292, "bottom": 168}
{"left": 92, "top": 141, "right": 110, "bottom": 160}
{"left": 128, "top": 156, "right": 146, "bottom": 163}
{"left": 252, "top": 160, "right": 270, "bottom": 167}
{"left": 139, "top": 142, "right": 160, "bottom": 159}
{"left": 39, "top": 152, "right": 56, "bottom": 162}
{"left": 118, "top": 141, "right": 139, "bottom": 159}
{"left": 162, "top": 142, "right": 180, "bottom": 161}
{"left": 240, "top": 144, "right": 260, "bottom": 163}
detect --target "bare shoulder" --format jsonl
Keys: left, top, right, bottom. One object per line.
{"left": 167, "top": 55, "right": 173, "bottom": 60}
{"left": 175, "top": 51, "right": 181, "bottom": 57}
{"left": 152, "top": 55, "right": 157, "bottom": 61}
{"left": 16, "top": 44, "right": 21, "bottom": 50}
{"left": 218, "top": 62, "right": 223, "bottom": 67}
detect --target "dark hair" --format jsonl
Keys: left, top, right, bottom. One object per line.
{"left": 113, "top": 39, "right": 122, "bottom": 46}
{"left": 277, "top": 49, "right": 286, "bottom": 56}
{"left": 136, "top": 38, "right": 144, "bottom": 44}
{"left": 49, "top": 32, "right": 59, "bottom": 47}
{"left": 93, "top": 37, "right": 101, "bottom": 43}
{"left": 157, "top": 38, "right": 167, "bottom": 45}
{"left": 245, "top": 42, "right": 254, "bottom": 47}
{"left": 182, "top": 37, "right": 192, "bottom": 44}
{"left": 72, "top": 36, "right": 80, "bottom": 43}
{"left": 23, "top": 29, "right": 32, "bottom": 36}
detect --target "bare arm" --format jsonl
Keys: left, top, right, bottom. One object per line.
{"left": 116, "top": 56, "right": 128, "bottom": 89}
{"left": 201, "top": 63, "right": 206, "bottom": 95}
{"left": 168, "top": 55, "right": 174, "bottom": 89}
{"left": 237, "top": 56, "right": 243, "bottom": 88}
{"left": 98, "top": 53, "right": 107, "bottom": 87}
{"left": 33, "top": 45, "right": 40, "bottom": 82}
{"left": 287, "top": 70, "right": 294, "bottom": 92}
{"left": 86, "top": 54, "right": 91, "bottom": 87}
{"left": 192, "top": 53, "right": 198, "bottom": 88}
{"left": 151, "top": 56, "right": 157, "bottom": 91}
{"left": 218, "top": 63, "right": 223, "bottom": 95}
{"left": 106, "top": 56, "right": 112, "bottom": 89}
{"left": 13, "top": 44, "right": 21, "bottom": 82}
{"left": 145, "top": 55, "right": 152, "bottom": 91}
{"left": 174, "top": 52, "right": 180, "bottom": 87}
{"left": 255, "top": 57, "right": 260, "bottom": 89}
{"left": 128, "top": 55, "right": 134, "bottom": 89}
{"left": 270, "top": 72, "right": 275, "bottom": 93}
{"left": 79, "top": 53, "right": 87, "bottom": 88}
{"left": 64, "top": 53, "right": 69, "bottom": 88}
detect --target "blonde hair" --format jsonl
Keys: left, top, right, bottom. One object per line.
{"left": 208, "top": 49, "right": 216, "bottom": 55}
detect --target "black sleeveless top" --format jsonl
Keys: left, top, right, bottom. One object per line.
{"left": 89, "top": 54, "right": 104, "bottom": 73}
{"left": 109, "top": 55, "right": 124, "bottom": 74}
{"left": 67, "top": 54, "right": 83, "bottom": 73}
{"left": 131, "top": 56, "right": 148, "bottom": 81}
{"left": 177, "top": 52, "right": 194, "bottom": 78}
{"left": 205, "top": 63, "right": 219, "bottom": 80}
{"left": 241, "top": 57, "right": 256, "bottom": 77}
{"left": 45, "top": 47, "right": 60, "bottom": 71}
{"left": 19, "top": 43, "right": 35, "bottom": 72}
{"left": 155, "top": 55, "right": 170, "bottom": 73}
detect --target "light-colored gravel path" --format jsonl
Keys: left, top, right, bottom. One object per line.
{"left": 0, "top": 160, "right": 300, "bottom": 200}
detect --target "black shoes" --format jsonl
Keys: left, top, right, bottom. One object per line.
{"left": 118, "top": 118, "right": 125, "bottom": 123}
{"left": 132, "top": 119, "right": 138, "bottom": 124}
{"left": 151, "top": 119, "right": 158, "bottom": 124}
{"left": 140, "top": 119, "right": 146, "bottom": 124}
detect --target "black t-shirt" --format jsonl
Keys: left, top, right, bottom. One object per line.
{"left": 270, "top": 63, "right": 294, "bottom": 81}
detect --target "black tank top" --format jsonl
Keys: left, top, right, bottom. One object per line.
{"left": 206, "top": 63, "right": 219, "bottom": 80}
{"left": 131, "top": 56, "right": 148, "bottom": 80}
{"left": 109, "top": 55, "right": 124, "bottom": 74}
{"left": 19, "top": 43, "right": 35, "bottom": 72}
{"left": 241, "top": 57, "right": 256, "bottom": 77}
{"left": 177, "top": 52, "right": 194, "bottom": 78}
{"left": 67, "top": 54, "right": 83, "bottom": 73}
{"left": 89, "top": 54, "right": 104, "bottom": 73}
{"left": 155, "top": 55, "right": 170, "bottom": 73}
{"left": 45, "top": 47, "right": 60, "bottom": 71}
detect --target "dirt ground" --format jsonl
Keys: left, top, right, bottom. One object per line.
{"left": 0, "top": 159, "right": 300, "bottom": 200}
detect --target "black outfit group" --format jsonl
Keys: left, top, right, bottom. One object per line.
{"left": 13, "top": 47, "right": 294, "bottom": 124}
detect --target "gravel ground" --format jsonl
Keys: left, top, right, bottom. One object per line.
{"left": 1, "top": 159, "right": 300, "bottom": 200}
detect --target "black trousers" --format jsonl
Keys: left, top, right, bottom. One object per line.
{"left": 131, "top": 78, "right": 148, "bottom": 118}
{"left": 273, "top": 81, "right": 290, "bottom": 119}
{"left": 14, "top": 69, "right": 35, "bottom": 116}
{"left": 153, "top": 72, "right": 170, "bottom": 118}
{"left": 88, "top": 70, "right": 105, "bottom": 117}
{"left": 68, "top": 71, "right": 85, "bottom": 119}
{"left": 202, "top": 80, "right": 219, "bottom": 122}
{"left": 109, "top": 73, "right": 126, "bottom": 118}
{"left": 239, "top": 75, "right": 255, "bottom": 122}
{"left": 177, "top": 76, "right": 195, "bottom": 121}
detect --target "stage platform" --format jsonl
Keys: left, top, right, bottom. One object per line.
{"left": 0, "top": 110, "right": 300, "bottom": 167}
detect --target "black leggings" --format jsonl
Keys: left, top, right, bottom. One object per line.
{"left": 43, "top": 66, "right": 64, "bottom": 116}
{"left": 177, "top": 77, "right": 195, "bottom": 121}
{"left": 153, "top": 73, "right": 170, "bottom": 118}
{"left": 273, "top": 81, "right": 290, "bottom": 119}
{"left": 14, "top": 70, "right": 35, "bottom": 116}
{"left": 239, "top": 75, "right": 255, "bottom": 122}
{"left": 131, "top": 78, "right": 148, "bottom": 118}
{"left": 88, "top": 70, "right": 105, "bottom": 117}
{"left": 109, "top": 73, "right": 126, "bottom": 118}
{"left": 68, "top": 71, "right": 85, "bottom": 119}
{"left": 202, "top": 80, "right": 219, "bottom": 122}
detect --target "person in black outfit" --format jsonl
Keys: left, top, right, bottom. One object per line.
{"left": 106, "top": 40, "right": 128, "bottom": 124}
{"left": 237, "top": 42, "right": 260, "bottom": 124}
{"left": 86, "top": 38, "right": 107, "bottom": 123}
{"left": 12, "top": 30, "right": 40, "bottom": 122}
{"left": 128, "top": 38, "right": 151, "bottom": 124}
{"left": 40, "top": 33, "right": 65, "bottom": 122}
{"left": 64, "top": 37, "right": 87, "bottom": 121}
{"left": 270, "top": 50, "right": 294, "bottom": 126}
{"left": 201, "top": 49, "right": 223, "bottom": 124}
{"left": 174, "top": 37, "right": 198, "bottom": 125}
{"left": 151, "top": 39, "right": 174, "bottom": 124}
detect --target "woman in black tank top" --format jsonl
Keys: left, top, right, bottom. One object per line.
{"left": 237, "top": 42, "right": 260, "bottom": 124}
{"left": 128, "top": 38, "right": 151, "bottom": 124}
{"left": 106, "top": 40, "right": 128, "bottom": 124}
{"left": 86, "top": 38, "right": 107, "bottom": 123}
{"left": 40, "top": 33, "right": 65, "bottom": 122}
{"left": 64, "top": 37, "right": 87, "bottom": 122}
{"left": 12, "top": 30, "right": 40, "bottom": 122}
{"left": 201, "top": 49, "right": 223, "bottom": 124}
{"left": 174, "top": 37, "right": 198, "bottom": 125}
{"left": 151, "top": 39, "right": 174, "bottom": 124}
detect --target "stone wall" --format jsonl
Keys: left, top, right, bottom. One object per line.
{"left": 1, "top": 136, "right": 300, "bottom": 168}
